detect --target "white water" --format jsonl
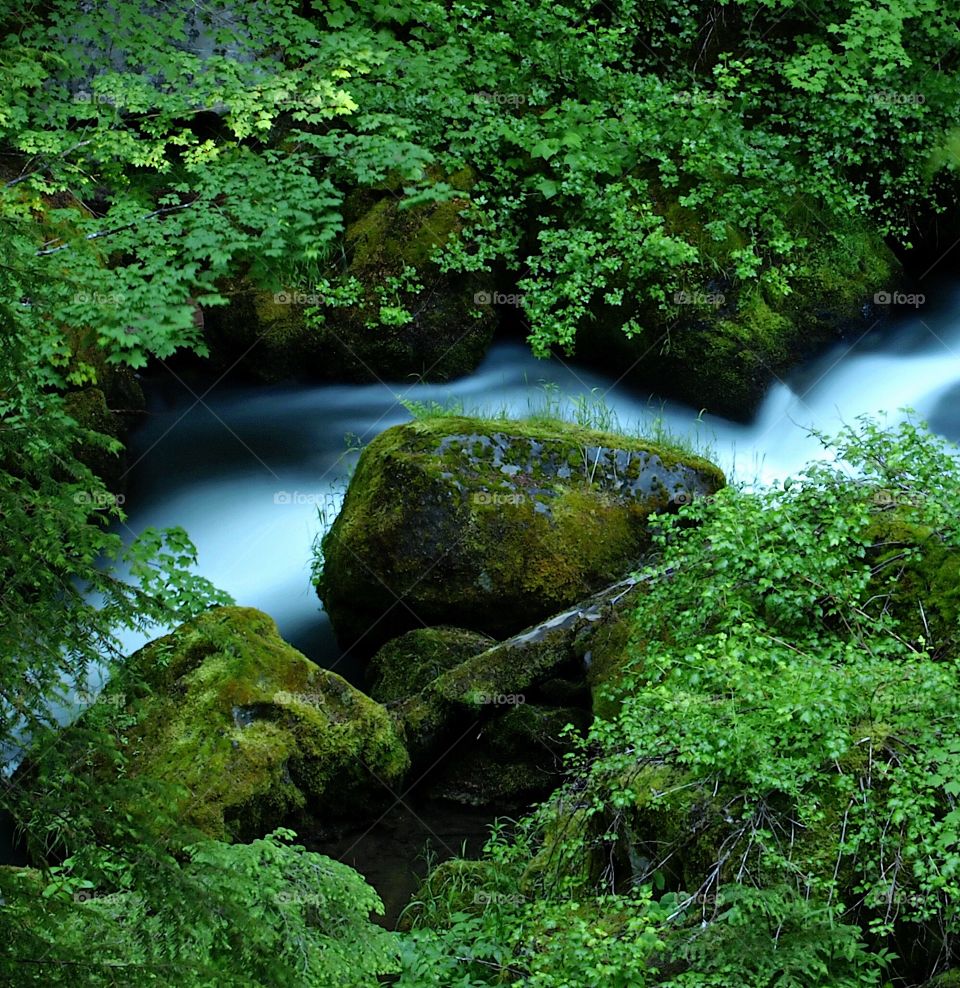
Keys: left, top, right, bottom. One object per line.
{"left": 112, "top": 286, "right": 960, "bottom": 675}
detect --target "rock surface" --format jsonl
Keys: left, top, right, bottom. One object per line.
{"left": 368, "top": 626, "right": 495, "bottom": 705}
{"left": 575, "top": 220, "right": 899, "bottom": 420}
{"left": 395, "top": 573, "right": 653, "bottom": 764}
{"left": 27, "top": 607, "right": 410, "bottom": 841}
{"left": 317, "top": 416, "right": 724, "bottom": 650}
{"left": 204, "top": 173, "right": 495, "bottom": 384}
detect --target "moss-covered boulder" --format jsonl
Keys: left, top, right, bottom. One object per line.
{"left": 397, "top": 574, "right": 651, "bottom": 764}
{"left": 204, "top": 173, "right": 495, "bottom": 383}
{"left": 317, "top": 416, "right": 724, "bottom": 649}
{"left": 575, "top": 218, "right": 899, "bottom": 420}
{"left": 864, "top": 512, "right": 960, "bottom": 658}
{"left": 368, "top": 626, "right": 495, "bottom": 705}
{"left": 62, "top": 387, "right": 126, "bottom": 492}
{"left": 60, "top": 353, "right": 145, "bottom": 494}
{"left": 43, "top": 607, "right": 409, "bottom": 841}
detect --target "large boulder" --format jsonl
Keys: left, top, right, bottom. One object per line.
{"left": 23, "top": 607, "right": 410, "bottom": 842}
{"left": 426, "top": 703, "right": 591, "bottom": 807}
{"left": 574, "top": 217, "right": 899, "bottom": 420}
{"left": 396, "top": 573, "right": 653, "bottom": 764}
{"left": 316, "top": 416, "right": 724, "bottom": 649}
{"left": 204, "top": 171, "right": 495, "bottom": 383}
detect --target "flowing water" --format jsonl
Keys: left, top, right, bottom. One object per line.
{"left": 7, "top": 290, "right": 960, "bottom": 882}
{"left": 116, "top": 284, "right": 960, "bottom": 672}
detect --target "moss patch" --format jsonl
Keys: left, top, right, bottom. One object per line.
{"left": 428, "top": 704, "right": 590, "bottom": 807}
{"left": 575, "top": 217, "right": 898, "bottom": 420}
{"left": 204, "top": 173, "right": 495, "bottom": 384}
{"left": 864, "top": 513, "right": 960, "bottom": 657}
{"left": 368, "top": 627, "right": 495, "bottom": 705}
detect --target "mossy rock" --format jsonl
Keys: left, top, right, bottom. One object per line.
{"left": 864, "top": 513, "right": 960, "bottom": 658}
{"left": 520, "top": 796, "right": 604, "bottom": 893}
{"left": 397, "top": 574, "right": 648, "bottom": 764}
{"left": 368, "top": 626, "right": 495, "bottom": 704}
{"left": 204, "top": 176, "right": 495, "bottom": 384}
{"left": 427, "top": 703, "right": 589, "bottom": 807}
{"left": 203, "top": 281, "right": 328, "bottom": 383}
{"left": 575, "top": 219, "right": 899, "bottom": 420}
{"left": 397, "top": 857, "right": 506, "bottom": 931}
{"left": 926, "top": 973, "right": 960, "bottom": 988}
{"left": 326, "top": 188, "right": 495, "bottom": 381}
{"left": 318, "top": 416, "right": 725, "bottom": 649}
{"left": 54, "top": 607, "right": 409, "bottom": 841}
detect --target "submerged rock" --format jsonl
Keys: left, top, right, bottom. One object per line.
{"left": 317, "top": 416, "right": 724, "bottom": 650}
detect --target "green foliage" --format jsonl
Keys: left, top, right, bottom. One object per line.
{"left": 396, "top": 415, "right": 960, "bottom": 985}
{"left": 1, "top": 830, "right": 399, "bottom": 986}
{"left": 397, "top": 825, "right": 885, "bottom": 986}
{"left": 1, "top": 0, "right": 959, "bottom": 983}
{"left": 305, "top": 0, "right": 946, "bottom": 355}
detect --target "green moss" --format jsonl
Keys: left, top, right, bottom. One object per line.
{"left": 206, "top": 175, "right": 495, "bottom": 383}
{"left": 575, "top": 215, "right": 898, "bottom": 420}
{"left": 368, "top": 627, "right": 494, "bottom": 704}
{"left": 319, "top": 416, "right": 725, "bottom": 648}
{"left": 62, "top": 387, "right": 124, "bottom": 489}
{"left": 399, "top": 857, "right": 504, "bottom": 931}
{"left": 865, "top": 514, "right": 960, "bottom": 656}
{"left": 521, "top": 798, "right": 601, "bottom": 892}
{"left": 103, "top": 607, "right": 409, "bottom": 840}
{"left": 586, "top": 611, "right": 636, "bottom": 719}
{"left": 202, "top": 280, "right": 327, "bottom": 383}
